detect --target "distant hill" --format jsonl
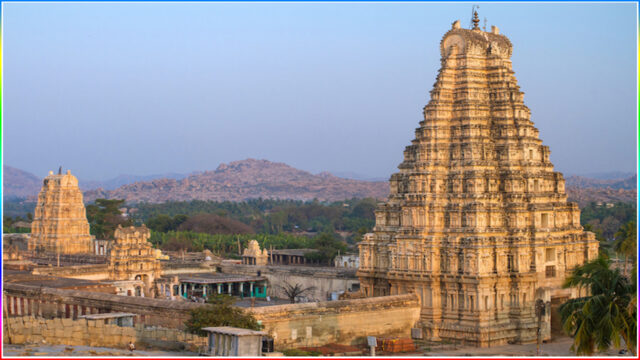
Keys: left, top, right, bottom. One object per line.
{"left": 83, "top": 159, "right": 390, "bottom": 203}
{"left": 2, "top": 166, "right": 42, "bottom": 199}
{"left": 80, "top": 173, "right": 188, "bottom": 191}
{"left": 565, "top": 174, "right": 637, "bottom": 190}
{"left": 6, "top": 161, "right": 636, "bottom": 206}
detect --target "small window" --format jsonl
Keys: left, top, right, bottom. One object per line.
{"left": 533, "top": 179, "right": 539, "bottom": 192}
{"left": 529, "top": 149, "right": 533, "bottom": 159}
{"left": 545, "top": 265, "right": 556, "bottom": 278}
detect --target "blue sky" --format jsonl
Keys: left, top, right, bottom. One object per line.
{"left": 3, "top": 2, "right": 637, "bottom": 181}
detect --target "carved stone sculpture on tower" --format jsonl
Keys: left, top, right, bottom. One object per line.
{"left": 29, "top": 170, "right": 93, "bottom": 254}
{"left": 357, "top": 20, "right": 599, "bottom": 346}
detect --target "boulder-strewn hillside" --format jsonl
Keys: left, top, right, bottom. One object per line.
{"left": 3, "top": 166, "right": 42, "bottom": 199}
{"left": 84, "top": 159, "right": 390, "bottom": 203}
{"left": 565, "top": 174, "right": 636, "bottom": 207}
{"left": 565, "top": 174, "right": 637, "bottom": 190}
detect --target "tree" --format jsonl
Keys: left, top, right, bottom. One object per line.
{"left": 559, "top": 256, "right": 636, "bottom": 355}
{"left": 279, "top": 281, "right": 317, "bottom": 304}
{"left": 184, "top": 295, "right": 261, "bottom": 336}
{"left": 305, "top": 232, "right": 348, "bottom": 265}
{"left": 613, "top": 221, "right": 637, "bottom": 276}
{"left": 86, "top": 199, "right": 132, "bottom": 239}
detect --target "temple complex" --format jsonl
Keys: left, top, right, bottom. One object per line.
{"left": 109, "top": 225, "right": 161, "bottom": 296}
{"left": 357, "top": 16, "right": 599, "bottom": 346}
{"left": 28, "top": 169, "right": 93, "bottom": 255}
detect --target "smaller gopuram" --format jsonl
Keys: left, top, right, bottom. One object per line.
{"left": 242, "top": 240, "right": 269, "bottom": 265}
{"left": 109, "top": 225, "right": 161, "bottom": 296}
{"left": 29, "top": 169, "right": 93, "bottom": 254}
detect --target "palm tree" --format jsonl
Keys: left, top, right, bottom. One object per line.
{"left": 613, "top": 221, "right": 637, "bottom": 276}
{"left": 559, "top": 256, "right": 636, "bottom": 355}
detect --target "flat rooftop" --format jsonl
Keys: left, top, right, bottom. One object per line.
{"left": 269, "top": 248, "right": 317, "bottom": 256}
{"left": 168, "top": 272, "right": 266, "bottom": 284}
{"left": 3, "top": 270, "right": 114, "bottom": 290}
{"left": 202, "top": 326, "right": 266, "bottom": 336}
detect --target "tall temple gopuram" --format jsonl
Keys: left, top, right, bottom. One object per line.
{"left": 357, "top": 16, "right": 599, "bottom": 346}
{"left": 29, "top": 169, "right": 93, "bottom": 254}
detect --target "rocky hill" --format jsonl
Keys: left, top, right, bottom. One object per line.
{"left": 565, "top": 174, "right": 636, "bottom": 207}
{"left": 3, "top": 166, "right": 42, "bottom": 199}
{"left": 6, "top": 161, "right": 636, "bottom": 206}
{"left": 83, "top": 159, "right": 390, "bottom": 203}
{"left": 565, "top": 174, "right": 637, "bottom": 190}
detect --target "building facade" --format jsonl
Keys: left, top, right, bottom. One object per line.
{"left": 357, "top": 17, "right": 598, "bottom": 346}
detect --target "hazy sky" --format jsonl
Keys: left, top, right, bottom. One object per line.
{"left": 3, "top": 2, "right": 637, "bottom": 181}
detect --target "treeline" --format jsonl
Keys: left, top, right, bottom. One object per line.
{"left": 2, "top": 214, "right": 32, "bottom": 234}
{"left": 580, "top": 202, "right": 636, "bottom": 241}
{"left": 134, "top": 198, "right": 377, "bottom": 236}
{"left": 149, "top": 231, "right": 346, "bottom": 263}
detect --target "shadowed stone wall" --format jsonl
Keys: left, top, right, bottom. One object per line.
{"left": 250, "top": 294, "right": 421, "bottom": 350}
{"left": 3, "top": 316, "right": 207, "bottom": 352}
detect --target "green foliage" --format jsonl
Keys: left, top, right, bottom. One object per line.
{"left": 282, "top": 349, "right": 321, "bottom": 356}
{"left": 3, "top": 215, "right": 31, "bottom": 234}
{"left": 184, "top": 295, "right": 261, "bottom": 336}
{"left": 133, "top": 198, "right": 377, "bottom": 235}
{"left": 86, "top": 199, "right": 132, "bottom": 239}
{"left": 581, "top": 202, "right": 637, "bottom": 240}
{"left": 613, "top": 221, "right": 637, "bottom": 274}
{"left": 560, "top": 256, "right": 637, "bottom": 355}
{"left": 146, "top": 214, "right": 188, "bottom": 232}
{"left": 149, "top": 231, "right": 313, "bottom": 256}
{"left": 305, "top": 232, "right": 348, "bottom": 264}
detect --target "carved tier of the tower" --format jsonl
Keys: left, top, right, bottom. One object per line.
{"left": 357, "top": 21, "right": 598, "bottom": 347}
{"left": 29, "top": 170, "right": 93, "bottom": 254}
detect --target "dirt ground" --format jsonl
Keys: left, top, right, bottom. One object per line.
{"left": 2, "top": 344, "right": 198, "bottom": 357}
{"left": 423, "top": 336, "right": 632, "bottom": 357}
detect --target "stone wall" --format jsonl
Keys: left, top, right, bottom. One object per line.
{"left": 3, "top": 283, "right": 200, "bottom": 329}
{"left": 4, "top": 283, "right": 420, "bottom": 351}
{"left": 32, "top": 264, "right": 110, "bottom": 280}
{"left": 220, "top": 264, "right": 359, "bottom": 301}
{"left": 3, "top": 316, "right": 207, "bottom": 352}
{"left": 250, "top": 294, "right": 421, "bottom": 350}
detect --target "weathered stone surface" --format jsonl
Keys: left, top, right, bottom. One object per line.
{"left": 3, "top": 315, "right": 206, "bottom": 350}
{"left": 251, "top": 294, "right": 421, "bottom": 350}
{"left": 109, "top": 225, "right": 161, "bottom": 296}
{"left": 29, "top": 170, "right": 92, "bottom": 254}
{"left": 241, "top": 240, "right": 269, "bottom": 266}
{"left": 358, "top": 19, "right": 599, "bottom": 347}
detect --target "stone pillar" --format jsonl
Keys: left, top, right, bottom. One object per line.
{"left": 218, "top": 284, "right": 222, "bottom": 294}
{"left": 240, "top": 283, "right": 244, "bottom": 298}
{"left": 250, "top": 282, "right": 254, "bottom": 298}
{"left": 203, "top": 285, "right": 207, "bottom": 297}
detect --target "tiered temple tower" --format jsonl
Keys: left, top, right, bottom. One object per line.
{"left": 357, "top": 17, "right": 599, "bottom": 346}
{"left": 109, "top": 225, "right": 161, "bottom": 296}
{"left": 29, "top": 169, "right": 93, "bottom": 254}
